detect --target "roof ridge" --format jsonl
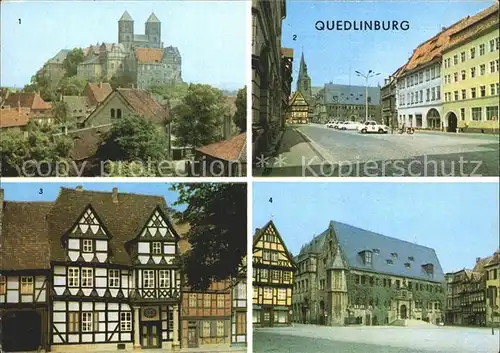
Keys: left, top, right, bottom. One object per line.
{"left": 59, "top": 187, "right": 165, "bottom": 199}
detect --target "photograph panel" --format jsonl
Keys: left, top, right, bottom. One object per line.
{"left": 0, "top": 182, "right": 247, "bottom": 351}
{"left": 1, "top": 1, "right": 247, "bottom": 177}
{"left": 252, "top": 0, "right": 499, "bottom": 177}
{"left": 252, "top": 181, "right": 499, "bottom": 353}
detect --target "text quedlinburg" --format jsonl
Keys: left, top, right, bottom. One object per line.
{"left": 316, "top": 20, "right": 410, "bottom": 31}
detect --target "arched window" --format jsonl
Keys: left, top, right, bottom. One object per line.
{"left": 117, "top": 109, "right": 122, "bottom": 119}
{"left": 111, "top": 108, "right": 115, "bottom": 118}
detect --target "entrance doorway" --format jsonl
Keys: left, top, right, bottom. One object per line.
{"left": 262, "top": 308, "right": 272, "bottom": 327}
{"left": 400, "top": 305, "right": 408, "bottom": 319}
{"left": 187, "top": 321, "right": 198, "bottom": 348}
{"left": 141, "top": 322, "right": 161, "bottom": 348}
{"left": 447, "top": 113, "right": 458, "bottom": 132}
{"left": 2, "top": 311, "right": 41, "bottom": 351}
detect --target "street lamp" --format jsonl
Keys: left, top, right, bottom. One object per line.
{"left": 355, "top": 70, "right": 380, "bottom": 122}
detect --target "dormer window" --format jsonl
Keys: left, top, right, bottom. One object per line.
{"left": 82, "top": 239, "right": 93, "bottom": 253}
{"left": 408, "top": 256, "right": 415, "bottom": 261}
{"left": 404, "top": 262, "right": 411, "bottom": 269}
{"left": 422, "top": 263, "right": 434, "bottom": 277}
{"left": 152, "top": 242, "right": 162, "bottom": 254}
{"left": 391, "top": 252, "right": 398, "bottom": 259}
{"left": 386, "top": 259, "right": 394, "bottom": 265}
{"left": 372, "top": 248, "right": 380, "bottom": 254}
{"left": 359, "top": 250, "right": 373, "bottom": 265}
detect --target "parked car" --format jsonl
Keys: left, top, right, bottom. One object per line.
{"left": 339, "top": 121, "right": 362, "bottom": 130}
{"left": 333, "top": 121, "right": 343, "bottom": 129}
{"left": 325, "top": 121, "right": 336, "bottom": 128}
{"left": 358, "top": 120, "right": 389, "bottom": 134}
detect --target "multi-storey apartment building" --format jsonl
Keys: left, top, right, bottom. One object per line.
{"left": 292, "top": 221, "right": 446, "bottom": 326}
{"left": 287, "top": 91, "right": 309, "bottom": 124}
{"left": 252, "top": 221, "right": 295, "bottom": 327}
{"left": 442, "top": 4, "right": 499, "bottom": 133}
{"left": 252, "top": 0, "right": 288, "bottom": 159}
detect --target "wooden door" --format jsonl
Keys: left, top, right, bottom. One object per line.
{"left": 262, "top": 308, "right": 272, "bottom": 327}
{"left": 187, "top": 321, "right": 198, "bottom": 348}
{"left": 141, "top": 323, "right": 161, "bottom": 348}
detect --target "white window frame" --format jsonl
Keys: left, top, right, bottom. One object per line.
{"left": 237, "top": 282, "right": 246, "bottom": 299}
{"left": 82, "top": 312, "right": 93, "bottom": 332}
{"left": 202, "top": 321, "right": 211, "bottom": 337}
{"left": 81, "top": 268, "right": 93, "bottom": 287}
{"left": 82, "top": 239, "right": 93, "bottom": 253}
{"left": 152, "top": 242, "right": 162, "bottom": 255}
{"left": 108, "top": 269, "right": 120, "bottom": 288}
{"left": 68, "top": 268, "right": 80, "bottom": 287}
{"left": 216, "top": 320, "right": 224, "bottom": 337}
{"left": 120, "top": 312, "right": 132, "bottom": 331}
{"left": 217, "top": 294, "right": 225, "bottom": 308}
{"left": 263, "top": 287, "right": 272, "bottom": 299}
{"left": 143, "top": 270, "right": 155, "bottom": 288}
{"left": 278, "top": 288, "right": 287, "bottom": 300}
{"left": 159, "top": 270, "right": 170, "bottom": 288}
{"left": 271, "top": 252, "right": 278, "bottom": 262}
{"left": 20, "top": 276, "right": 34, "bottom": 294}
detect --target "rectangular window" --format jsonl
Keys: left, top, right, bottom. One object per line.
{"left": 453, "top": 55, "right": 458, "bottom": 65}
{"left": 490, "top": 39, "right": 495, "bottom": 52}
{"left": 260, "top": 269, "right": 268, "bottom": 280}
{"left": 470, "top": 47, "right": 475, "bottom": 59}
{"left": 0, "top": 276, "right": 5, "bottom": 294}
{"left": 120, "top": 312, "right": 132, "bottom": 331}
{"left": 159, "top": 270, "right": 170, "bottom": 288}
{"left": 237, "top": 282, "right": 246, "bottom": 299}
{"left": 236, "top": 312, "right": 246, "bottom": 335}
{"left": 82, "top": 239, "right": 93, "bottom": 253}
{"left": 480, "top": 85, "right": 486, "bottom": 97}
{"left": 68, "top": 312, "right": 79, "bottom": 333}
{"left": 283, "top": 271, "right": 291, "bottom": 282}
{"left": 189, "top": 293, "right": 197, "bottom": 307}
{"left": 426, "top": 89, "right": 430, "bottom": 101}
{"left": 471, "top": 88, "right": 477, "bottom": 99}
{"left": 68, "top": 268, "right": 79, "bottom": 287}
{"left": 108, "top": 269, "right": 120, "bottom": 288}
{"left": 491, "top": 84, "right": 496, "bottom": 95}
{"left": 480, "top": 44, "right": 485, "bottom": 55}
{"left": 461, "top": 70, "right": 466, "bottom": 80}
{"left": 490, "top": 61, "right": 497, "bottom": 73}
{"left": 20, "top": 276, "right": 33, "bottom": 294}
{"left": 471, "top": 107, "right": 482, "bottom": 121}
{"left": 152, "top": 242, "right": 161, "bottom": 255}
{"left": 453, "top": 72, "right": 458, "bottom": 82}
{"left": 271, "top": 252, "right": 278, "bottom": 262}
{"left": 216, "top": 320, "right": 224, "bottom": 337}
{"left": 263, "top": 287, "right": 272, "bottom": 299}
{"left": 460, "top": 52, "right": 466, "bottom": 62}
{"left": 436, "top": 87, "right": 441, "bottom": 100}
{"left": 454, "top": 91, "right": 459, "bottom": 101}
{"left": 470, "top": 67, "right": 476, "bottom": 78}
{"left": 217, "top": 294, "right": 225, "bottom": 308}
{"left": 278, "top": 288, "right": 287, "bottom": 300}
{"left": 82, "top": 312, "right": 93, "bottom": 332}
{"left": 81, "top": 268, "right": 93, "bottom": 287}
{"left": 461, "top": 89, "right": 466, "bottom": 100}
{"left": 143, "top": 270, "right": 155, "bottom": 288}
{"left": 480, "top": 64, "right": 486, "bottom": 75}
{"left": 203, "top": 294, "right": 211, "bottom": 308}
{"left": 202, "top": 321, "right": 211, "bottom": 337}
{"left": 262, "top": 251, "right": 270, "bottom": 261}
{"left": 272, "top": 270, "right": 280, "bottom": 281}
{"left": 486, "top": 106, "right": 499, "bottom": 120}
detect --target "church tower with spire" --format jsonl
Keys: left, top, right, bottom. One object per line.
{"left": 145, "top": 12, "right": 162, "bottom": 49}
{"left": 118, "top": 11, "right": 134, "bottom": 51}
{"left": 296, "top": 52, "right": 312, "bottom": 103}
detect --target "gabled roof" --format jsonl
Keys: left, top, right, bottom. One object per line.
{"left": 47, "top": 187, "right": 171, "bottom": 266}
{"left": 135, "top": 48, "right": 164, "bottom": 64}
{"left": 1, "top": 202, "right": 54, "bottom": 270}
{"left": 0, "top": 107, "right": 32, "bottom": 128}
{"left": 4, "top": 92, "right": 52, "bottom": 111}
{"left": 85, "top": 82, "right": 113, "bottom": 105}
{"left": 116, "top": 88, "right": 170, "bottom": 124}
{"left": 290, "top": 91, "right": 308, "bottom": 106}
{"left": 62, "top": 96, "right": 92, "bottom": 118}
{"left": 196, "top": 132, "right": 246, "bottom": 162}
{"left": 253, "top": 220, "right": 296, "bottom": 267}
{"left": 146, "top": 12, "right": 160, "bottom": 23}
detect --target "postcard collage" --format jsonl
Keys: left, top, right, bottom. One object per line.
{"left": 0, "top": 1, "right": 499, "bottom": 353}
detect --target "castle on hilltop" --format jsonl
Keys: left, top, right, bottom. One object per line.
{"left": 43, "top": 11, "right": 183, "bottom": 90}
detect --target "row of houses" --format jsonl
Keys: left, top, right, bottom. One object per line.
{"left": 252, "top": 220, "right": 500, "bottom": 328}
{"left": 381, "top": 4, "right": 499, "bottom": 133}
{"left": 0, "top": 186, "right": 247, "bottom": 352}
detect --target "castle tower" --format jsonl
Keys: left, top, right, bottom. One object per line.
{"left": 118, "top": 11, "right": 134, "bottom": 51}
{"left": 326, "top": 244, "right": 349, "bottom": 326}
{"left": 297, "top": 51, "right": 312, "bottom": 103}
{"left": 145, "top": 13, "right": 161, "bottom": 49}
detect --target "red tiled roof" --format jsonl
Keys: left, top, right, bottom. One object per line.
{"left": 135, "top": 48, "right": 164, "bottom": 64}
{"left": 0, "top": 107, "right": 32, "bottom": 128}
{"left": 4, "top": 92, "right": 51, "bottom": 111}
{"left": 117, "top": 88, "right": 170, "bottom": 124}
{"left": 86, "top": 82, "right": 113, "bottom": 105}
{"left": 448, "top": 4, "right": 499, "bottom": 48}
{"left": 0, "top": 201, "right": 54, "bottom": 270}
{"left": 197, "top": 132, "right": 246, "bottom": 162}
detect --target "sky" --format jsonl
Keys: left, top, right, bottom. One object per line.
{"left": 0, "top": 182, "right": 188, "bottom": 212}
{"left": 283, "top": 0, "right": 497, "bottom": 89}
{"left": 1, "top": 1, "right": 246, "bottom": 90}
{"left": 253, "top": 182, "right": 500, "bottom": 274}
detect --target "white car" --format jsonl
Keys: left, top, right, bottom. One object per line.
{"left": 339, "top": 121, "right": 362, "bottom": 130}
{"left": 358, "top": 120, "right": 389, "bottom": 134}
{"left": 333, "top": 121, "right": 343, "bottom": 129}
{"left": 325, "top": 121, "right": 336, "bottom": 128}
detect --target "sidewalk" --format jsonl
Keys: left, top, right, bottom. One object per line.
{"left": 415, "top": 129, "right": 499, "bottom": 140}
{"left": 254, "top": 127, "right": 331, "bottom": 177}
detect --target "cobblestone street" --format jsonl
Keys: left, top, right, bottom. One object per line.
{"left": 253, "top": 324, "right": 500, "bottom": 353}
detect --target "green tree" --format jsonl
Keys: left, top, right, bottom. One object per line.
{"left": 172, "top": 84, "right": 230, "bottom": 148}
{"left": 233, "top": 86, "right": 246, "bottom": 132}
{"left": 57, "top": 76, "right": 88, "bottom": 96}
{"left": 0, "top": 122, "right": 73, "bottom": 177}
{"left": 98, "top": 114, "right": 169, "bottom": 162}
{"left": 63, "top": 48, "right": 85, "bottom": 77}
{"left": 52, "top": 101, "right": 69, "bottom": 125}
{"left": 150, "top": 83, "right": 189, "bottom": 101}
{"left": 23, "top": 70, "right": 55, "bottom": 101}
{"left": 109, "top": 73, "right": 135, "bottom": 89}
{"left": 170, "top": 183, "right": 247, "bottom": 290}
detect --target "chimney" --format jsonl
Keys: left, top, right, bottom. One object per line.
{"left": 112, "top": 187, "right": 119, "bottom": 204}
{"left": 75, "top": 186, "right": 83, "bottom": 191}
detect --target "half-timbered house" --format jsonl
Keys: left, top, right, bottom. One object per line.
{"left": 252, "top": 220, "right": 295, "bottom": 327}
{"left": 0, "top": 186, "right": 182, "bottom": 352}
{"left": 231, "top": 259, "right": 247, "bottom": 346}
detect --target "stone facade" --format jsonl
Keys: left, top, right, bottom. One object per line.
{"left": 292, "top": 221, "right": 445, "bottom": 327}
{"left": 252, "top": 0, "right": 288, "bottom": 159}
{"left": 74, "top": 11, "right": 182, "bottom": 89}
